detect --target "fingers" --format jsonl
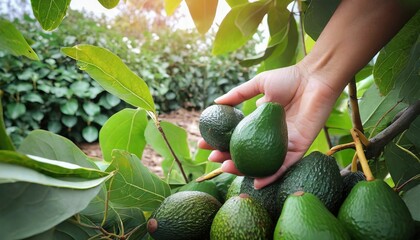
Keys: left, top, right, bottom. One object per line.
{"left": 214, "top": 75, "right": 264, "bottom": 106}
{"left": 208, "top": 150, "right": 231, "bottom": 162}
{"left": 198, "top": 138, "right": 213, "bottom": 150}
{"left": 253, "top": 165, "right": 289, "bottom": 190}
{"left": 221, "top": 160, "right": 243, "bottom": 176}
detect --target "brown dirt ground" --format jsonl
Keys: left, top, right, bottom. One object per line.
{"left": 78, "top": 108, "right": 202, "bottom": 177}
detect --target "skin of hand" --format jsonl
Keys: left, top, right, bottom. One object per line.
{"left": 199, "top": 0, "right": 413, "bottom": 189}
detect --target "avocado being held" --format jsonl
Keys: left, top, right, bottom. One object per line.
{"left": 199, "top": 104, "right": 244, "bottom": 151}
{"left": 147, "top": 191, "right": 221, "bottom": 240}
{"left": 210, "top": 193, "right": 273, "bottom": 240}
{"left": 274, "top": 191, "right": 350, "bottom": 240}
{"left": 338, "top": 179, "right": 415, "bottom": 240}
{"left": 230, "top": 102, "right": 287, "bottom": 177}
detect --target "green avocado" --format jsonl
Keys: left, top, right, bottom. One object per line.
{"left": 342, "top": 171, "right": 366, "bottom": 199}
{"left": 230, "top": 102, "right": 287, "bottom": 177}
{"left": 338, "top": 179, "right": 415, "bottom": 240}
{"left": 225, "top": 175, "right": 244, "bottom": 200}
{"left": 210, "top": 193, "right": 273, "bottom": 240}
{"left": 274, "top": 191, "right": 350, "bottom": 240}
{"left": 199, "top": 104, "right": 244, "bottom": 151}
{"left": 177, "top": 180, "right": 223, "bottom": 203}
{"left": 147, "top": 191, "right": 221, "bottom": 240}
{"left": 276, "top": 151, "right": 344, "bottom": 214}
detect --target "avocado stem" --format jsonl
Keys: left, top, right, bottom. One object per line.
{"left": 195, "top": 167, "right": 223, "bottom": 182}
{"left": 326, "top": 142, "right": 355, "bottom": 156}
{"left": 350, "top": 128, "right": 374, "bottom": 181}
{"left": 350, "top": 152, "right": 358, "bottom": 173}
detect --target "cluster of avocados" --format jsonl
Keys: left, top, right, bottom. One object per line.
{"left": 146, "top": 104, "right": 416, "bottom": 240}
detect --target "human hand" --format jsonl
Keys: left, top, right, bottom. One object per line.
{"left": 199, "top": 63, "right": 342, "bottom": 189}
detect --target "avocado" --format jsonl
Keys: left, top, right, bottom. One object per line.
{"left": 274, "top": 191, "right": 350, "bottom": 240}
{"left": 240, "top": 176, "right": 282, "bottom": 221}
{"left": 276, "top": 151, "right": 344, "bottom": 214}
{"left": 210, "top": 193, "right": 273, "bottom": 240}
{"left": 209, "top": 172, "right": 237, "bottom": 202}
{"left": 177, "top": 180, "right": 223, "bottom": 203}
{"left": 199, "top": 104, "right": 244, "bottom": 151}
{"left": 338, "top": 179, "right": 415, "bottom": 240}
{"left": 225, "top": 175, "right": 244, "bottom": 200}
{"left": 342, "top": 171, "right": 365, "bottom": 198}
{"left": 147, "top": 191, "right": 221, "bottom": 240}
{"left": 230, "top": 102, "right": 287, "bottom": 177}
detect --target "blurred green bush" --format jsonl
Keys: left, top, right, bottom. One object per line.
{"left": 0, "top": 10, "right": 257, "bottom": 144}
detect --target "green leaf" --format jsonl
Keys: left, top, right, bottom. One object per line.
{"left": 395, "top": 35, "right": 420, "bottom": 103}
{"left": 83, "top": 101, "right": 100, "bottom": 116}
{"left": 22, "top": 92, "right": 44, "bottom": 103}
{"left": 384, "top": 142, "right": 420, "bottom": 192}
{"left": 61, "top": 45, "right": 155, "bottom": 112}
{"left": 106, "top": 93, "right": 121, "bottom": 107}
{"left": 62, "top": 115, "right": 78, "bottom": 128}
{"left": 26, "top": 217, "right": 101, "bottom": 240}
{"left": 164, "top": 0, "right": 183, "bottom": 15}
{"left": 70, "top": 81, "right": 90, "bottom": 98}
{"left": 105, "top": 150, "right": 171, "bottom": 211}
{"left": 99, "top": 108, "right": 148, "bottom": 163}
{"left": 98, "top": 0, "right": 120, "bottom": 9}
{"left": 0, "top": 150, "right": 107, "bottom": 179}
{"left": 235, "top": 0, "right": 270, "bottom": 37}
{"left": 373, "top": 11, "right": 420, "bottom": 96}
{"left": 48, "top": 121, "right": 62, "bottom": 133}
{"left": 241, "top": 94, "right": 262, "bottom": 116}
{"left": 82, "top": 126, "right": 98, "bottom": 143}
{"left": 402, "top": 184, "right": 420, "bottom": 222}
{"left": 0, "top": 98, "right": 15, "bottom": 151}
{"left": 19, "top": 130, "right": 99, "bottom": 169}
{"left": 359, "top": 85, "right": 408, "bottom": 136}
{"left": 6, "top": 102, "right": 26, "bottom": 120}
{"left": 186, "top": 0, "right": 218, "bottom": 34}
{"left": 31, "top": 0, "right": 71, "bottom": 31}
{"left": 303, "top": 0, "right": 340, "bottom": 40}
{"left": 0, "top": 19, "right": 39, "bottom": 60}
{"left": 406, "top": 116, "right": 420, "bottom": 150}
{"left": 226, "top": 0, "right": 248, "bottom": 8}
{"left": 60, "top": 98, "right": 78, "bottom": 115}
{"left": 213, "top": 4, "right": 255, "bottom": 55}
{"left": 0, "top": 181, "right": 104, "bottom": 239}
{"left": 306, "top": 130, "right": 330, "bottom": 156}
{"left": 267, "top": 6, "right": 290, "bottom": 47}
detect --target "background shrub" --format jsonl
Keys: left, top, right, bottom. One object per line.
{"left": 0, "top": 10, "right": 257, "bottom": 145}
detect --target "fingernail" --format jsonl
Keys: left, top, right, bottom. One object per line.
{"left": 208, "top": 151, "right": 217, "bottom": 161}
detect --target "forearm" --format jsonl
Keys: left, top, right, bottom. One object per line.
{"left": 300, "top": 0, "right": 413, "bottom": 94}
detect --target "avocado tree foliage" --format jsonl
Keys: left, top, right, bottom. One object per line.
{"left": 0, "top": 0, "right": 419, "bottom": 239}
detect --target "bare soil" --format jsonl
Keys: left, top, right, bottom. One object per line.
{"left": 79, "top": 108, "right": 202, "bottom": 177}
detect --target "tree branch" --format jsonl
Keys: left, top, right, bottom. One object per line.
{"left": 366, "top": 100, "right": 420, "bottom": 159}
{"left": 348, "top": 77, "right": 364, "bottom": 133}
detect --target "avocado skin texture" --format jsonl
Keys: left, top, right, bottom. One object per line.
{"left": 274, "top": 191, "right": 350, "bottom": 240}
{"left": 240, "top": 176, "right": 283, "bottom": 221}
{"left": 199, "top": 104, "right": 244, "bottom": 151}
{"left": 230, "top": 102, "right": 287, "bottom": 177}
{"left": 338, "top": 179, "right": 415, "bottom": 240}
{"left": 177, "top": 180, "right": 224, "bottom": 203}
{"left": 342, "top": 171, "right": 366, "bottom": 199}
{"left": 210, "top": 194, "right": 273, "bottom": 240}
{"left": 225, "top": 175, "right": 244, "bottom": 200}
{"left": 276, "top": 151, "right": 344, "bottom": 214}
{"left": 147, "top": 191, "right": 221, "bottom": 240}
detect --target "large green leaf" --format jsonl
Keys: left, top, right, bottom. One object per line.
{"left": 0, "top": 19, "right": 39, "bottom": 60}
{"left": 98, "top": 0, "right": 120, "bottom": 9}
{"left": 100, "top": 108, "right": 148, "bottom": 163}
{"left": 105, "top": 150, "right": 171, "bottom": 211}
{"left": 0, "top": 181, "right": 104, "bottom": 239}
{"left": 26, "top": 217, "right": 100, "bottom": 240}
{"left": 186, "top": 0, "right": 218, "bottom": 34}
{"left": 19, "top": 130, "right": 99, "bottom": 169}
{"left": 235, "top": 0, "right": 270, "bottom": 37}
{"left": 212, "top": 4, "right": 256, "bottom": 55}
{"left": 402, "top": 184, "right": 420, "bottom": 222}
{"left": 0, "top": 150, "right": 107, "bottom": 179}
{"left": 0, "top": 97, "right": 15, "bottom": 151}
{"left": 384, "top": 142, "right": 420, "bottom": 192}
{"left": 373, "top": 12, "right": 420, "bottom": 96}
{"left": 359, "top": 85, "right": 408, "bottom": 136}
{"left": 61, "top": 45, "right": 155, "bottom": 112}
{"left": 395, "top": 35, "right": 420, "bottom": 103}
{"left": 164, "top": 0, "right": 183, "bottom": 15}
{"left": 226, "top": 0, "right": 248, "bottom": 8}
{"left": 406, "top": 116, "right": 420, "bottom": 150}
{"left": 31, "top": 0, "right": 71, "bottom": 31}
{"left": 303, "top": 0, "right": 340, "bottom": 40}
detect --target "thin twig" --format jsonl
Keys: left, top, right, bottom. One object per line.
{"left": 348, "top": 77, "right": 364, "bottom": 133}
{"left": 350, "top": 128, "right": 374, "bottom": 181}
